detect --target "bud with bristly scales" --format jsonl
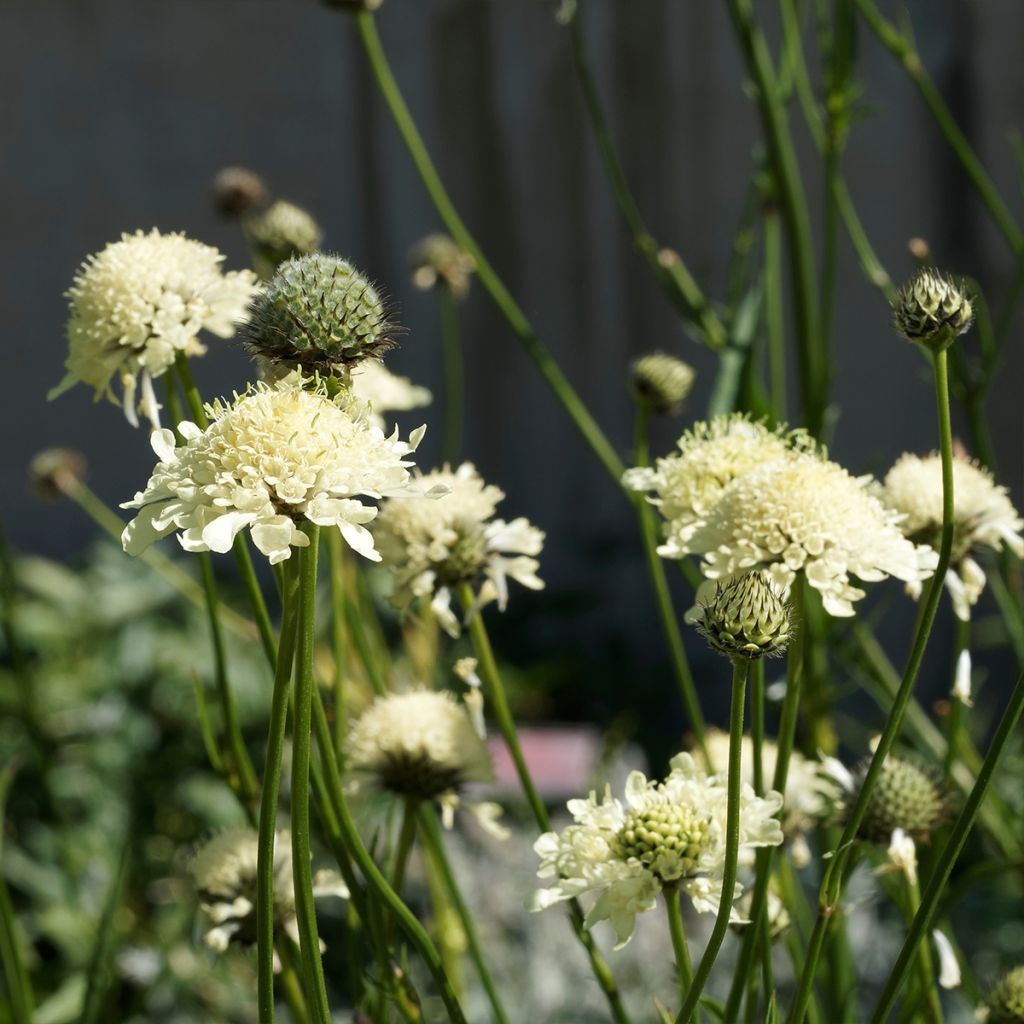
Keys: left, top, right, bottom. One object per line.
{"left": 852, "top": 755, "right": 947, "bottom": 844}
{"left": 695, "top": 571, "right": 792, "bottom": 661}
{"left": 243, "top": 199, "right": 323, "bottom": 279}
{"left": 892, "top": 267, "right": 973, "bottom": 352}
{"left": 630, "top": 353, "right": 696, "bottom": 416}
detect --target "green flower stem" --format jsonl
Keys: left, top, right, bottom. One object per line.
{"left": 633, "top": 407, "right": 708, "bottom": 758}
{"left": 438, "top": 284, "right": 464, "bottom": 465}
{"left": 675, "top": 659, "right": 749, "bottom": 1024}
{"left": 172, "top": 353, "right": 278, "bottom": 664}
{"left": 352, "top": 10, "right": 625, "bottom": 487}
{"left": 290, "top": 525, "right": 332, "bottom": 1022}
{"left": 391, "top": 798, "right": 418, "bottom": 898}
{"left": 870, "top": 668, "right": 1024, "bottom": 1021}
{"left": 856, "top": 0, "right": 1023, "bottom": 255}
{"left": 257, "top": 558, "right": 301, "bottom": 1023}
{"left": 275, "top": 942, "right": 312, "bottom": 1023}
{"left": 724, "top": 0, "right": 823, "bottom": 437}
{"left": 764, "top": 209, "right": 787, "bottom": 419}
{"left": 903, "top": 872, "right": 943, "bottom": 1024}
{"left": 0, "top": 863, "right": 35, "bottom": 1024}
{"left": 307, "top": 692, "right": 470, "bottom": 1024}
{"left": 749, "top": 661, "right": 774, "bottom": 1007}
{"left": 417, "top": 806, "right": 512, "bottom": 1024}
{"left": 326, "top": 529, "right": 349, "bottom": 758}
{"left": 788, "top": 348, "right": 956, "bottom": 1024}
{"left": 343, "top": 589, "right": 388, "bottom": 697}
{"left": 776, "top": 860, "right": 823, "bottom": 1024}
{"left": 456, "top": 584, "right": 632, "bottom": 1024}
{"left": 565, "top": 3, "right": 726, "bottom": 352}
{"left": 665, "top": 887, "right": 693, "bottom": 1011}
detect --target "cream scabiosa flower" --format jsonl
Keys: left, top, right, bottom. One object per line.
{"left": 189, "top": 828, "right": 346, "bottom": 952}
{"left": 53, "top": 230, "right": 257, "bottom": 428}
{"left": 351, "top": 359, "right": 432, "bottom": 430}
{"left": 696, "top": 729, "right": 836, "bottom": 866}
{"left": 689, "top": 451, "right": 939, "bottom": 616}
{"left": 623, "top": 415, "right": 815, "bottom": 557}
{"left": 121, "top": 378, "right": 426, "bottom": 565}
{"left": 373, "top": 462, "right": 544, "bottom": 636}
{"left": 528, "top": 753, "right": 783, "bottom": 948}
{"left": 346, "top": 689, "right": 506, "bottom": 836}
{"left": 881, "top": 452, "right": 1024, "bottom": 620}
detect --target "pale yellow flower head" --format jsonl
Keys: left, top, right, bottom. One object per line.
{"left": 54, "top": 230, "right": 257, "bottom": 428}
{"left": 346, "top": 689, "right": 506, "bottom": 836}
{"left": 623, "top": 415, "right": 815, "bottom": 558}
{"left": 121, "top": 378, "right": 425, "bottom": 565}
{"left": 373, "top": 462, "right": 544, "bottom": 636}
{"left": 528, "top": 753, "right": 783, "bottom": 948}
{"left": 689, "top": 451, "right": 939, "bottom": 617}
{"left": 189, "top": 828, "right": 346, "bottom": 952}
{"left": 881, "top": 452, "right": 1024, "bottom": 620}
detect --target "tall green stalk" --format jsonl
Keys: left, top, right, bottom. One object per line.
{"left": 290, "top": 525, "right": 332, "bottom": 1022}
{"left": 457, "top": 584, "right": 632, "bottom": 1024}
{"left": 870, "top": 668, "right": 1024, "bottom": 1022}
{"left": 787, "top": 348, "right": 956, "bottom": 1024}
{"left": 665, "top": 887, "right": 693, "bottom": 1011}
{"left": 351, "top": 9, "right": 625, "bottom": 487}
{"left": 633, "top": 407, "right": 708, "bottom": 757}
{"left": 675, "top": 659, "right": 749, "bottom": 1023}
{"left": 256, "top": 559, "right": 300, "bottom": 1023}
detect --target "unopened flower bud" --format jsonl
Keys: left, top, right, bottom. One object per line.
{"left": 408, "top": 234, "right": 475, "bottom": 298}
{"left": 211, "top": 166, "right": 268, "bottom": 217}
{"left": 988, "top": 965, "right": 1024, "bottom": 1023}
{"left": 29, "top": 449, "right": 87, "bottom": 500}
{"left": 853, "top": 755, "right": 946, "bottom": 844}
{"left": 630, "top": 352, "right": 696, "bottom": 415}
{"left": 241, "top": 253, "right": 395, "bottom": 374}
{"left": 907, "top": 237, "right": 931, "bottom": 263}
{"left": 244, "top": 199, "right": 323, "bottom": 279}
{"left": 892, "top": 268, "right": 973, "bottom": 351}
{"left": 696, "top": 572, "right": 792, "bottom": 661}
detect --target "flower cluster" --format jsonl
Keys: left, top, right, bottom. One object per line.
{"left": 189, "top": 828, "right": 346, "bottom": 952}
{"left": 528, "top": 753, "right": 783, "bottom": 947}
{"left": 54, "top": 229, "right": 257, "bottom": 428}
{"left": 881, "top": 451, "right": 1024, "bottom": 620}
{"left": 345, "top": 689, "right": 506, "bottom": 835}
{"left": 373, "top": 462, "right": 544, "bottom": 635}
{"left": 121, "top": 378, "right": 426, "bottom": 564}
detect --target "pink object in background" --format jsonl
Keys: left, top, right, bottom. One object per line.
{"left": 487, "top": 725, "right": 604, "bottom": 800}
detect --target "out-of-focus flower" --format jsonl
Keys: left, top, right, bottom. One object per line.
{"left": 373, "top": 462, "right": 543, "bottom": 636}
{"left": 881, "top": 452, "right": 1024, "bottom": 621}
{"left": 527, "top": 753, "right": 783, "bottom": 948}
{"left": 408, "top": 233, "right": 475, "bottom": 298}
{"left": 346, "top": 689, "right": 506, "bottom": 836}
{"left": 189, "top": 828, "right": 346, "bottom": 952}
{"left": 29, "top": 449, "right": 87, "bottom": 500}
{"left": 732, "top": 887, "right": 791, "bottom": 940}
{"left": 986, "top": 964, "right": 1024, "bottom": 1022}
{"left": 121, "top": 378, "right": 425, "bottom": 565}
{"left": 953, "top": 649, "right": 974, "bottom": 707}
{"left": 211, "top": 166, "right": 268, "bottom": 216}
{"left": 53, "top": 230, "right": 257, "bottom": 428}
{"left": 350, "top": 359, "right": 432, "bottom": 431}
{"left": 243, "top": 199, "right": 323, "bottom": 278}
{"left": 874, "top": 827, "right": 918, "bottom": 887}
{"left": 932, "top": 930, "right": 961, "bottom": 990}
{"left": 849, "top": 755, "right": 947, "bottom": 845}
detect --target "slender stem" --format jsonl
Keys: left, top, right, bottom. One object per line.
{"left": 724, "top": 0, "right": 822, "bottom": 436}
{"left": 456, "top": 584, "right": 632, "bottom": 1024}
{"left": 391, "top": 798, "right": 419, "bottom": 898}
{"left": 763, "top": 208, "right": 787, "bottom": 419}
{"left": 749, "top": 661, "right": 774, "bottom": 1006}
{"left": 870, "top": 669, "right": 1024, "bottom": 1021}
{"left": 290, "top": 526, "right": 332, "bottom": 1022}
{"left": 0, "top": 871, "right": 34, "bottom": 1024}
{"left": 633, "top": 407, "right": 708, "bottom": 757}
{"left": 675, "top": 659, "right": 749, "bottom": 1024}
{"left": 904, "top": 872, "right": 943, "bottom": 1023}
{"left": 856, "top": 0, "right": 1024, "bottom": 254}
{"left": 326, "top": 529, "right": 349, "bottom": 759}
{"left": 788, "top": 349, "right": 956, "bottom": 1024}
{"left": 352, "top": 10, "right": 625, "bottom": 486}
{"left": 665, "top": 887, "right": 693, "bottom": 1011}
{"left": 257, "top": 559, "right": 300, "bottom": 1023}
{"left": 437, "top": 284, "right": 464, "bottom": 465}
{"left": 344, "top": 592, "right": 388, "bottom": 696}
{"left": 417, "top": 806, "right": 512, "bottom": 1024}
{"left": 565, "top": 3, "right": 727, "bottom": 351}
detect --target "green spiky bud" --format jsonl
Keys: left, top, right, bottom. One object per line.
{"left": 696, "top": 572, "right": 792, "bottom": 661}
{"left": 408, "top": 233, "right": 475, "bottom": 298}
{"left": 243, "top": 199, "right": 323, "bottom": 279}
{"left": 989, "top": 966, "right": 1024, "bottom": 1023}
{"left": 892, "top": 268, "right": 973, "bottom": 351}
{"left": 630, "top": 352, "right": 696, "bottom": 415}
{"left": 29, "top": 448, "right": 87, "bottom": 500}
{"left": 241, "top": 253, "right": 395, "bottom": 373}
{"left": 616, "top": 803, "right": 711, "bottom": 880}
{"left": 211, "top": 165, "right": 268, "bottom": 217}
{"left": 853, "top": 755, "right": 946, "bottom": 844}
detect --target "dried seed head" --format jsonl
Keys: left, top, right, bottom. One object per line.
{"left": 892, "top": 268, "right": 973, "bottom": 351}
{"left": 240, "top": 253, "right": 395, "bottom": 373}
{"left": 211, "top": 166, "right": 268, "bottom": 216}
{"left": 408, "top": 233, "right": 475, "bottom": 298}
{"left": 696, "top": 572, "right": 792, "bottom": 661}
{"left": 630, "top": 353, "right": 696, "bottom": 415}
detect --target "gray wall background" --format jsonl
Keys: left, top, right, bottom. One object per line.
{"left": 2, "top": 1, "right": 1022, "bottom": 718}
